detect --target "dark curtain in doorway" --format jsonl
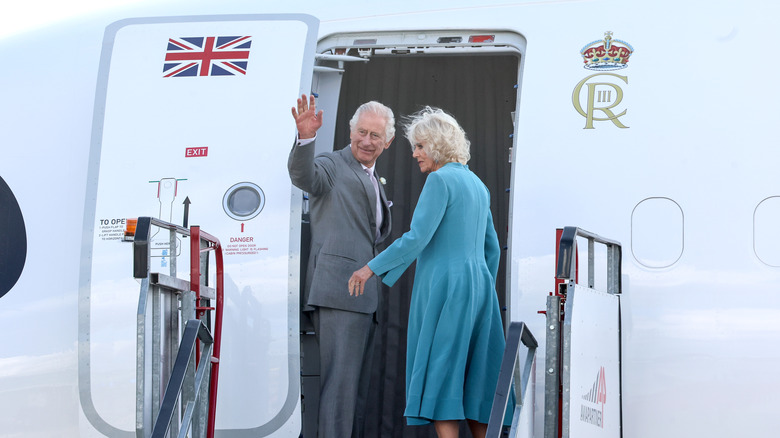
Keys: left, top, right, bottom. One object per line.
{"left": 333, "top": 54, "right": 519, "bottom": 437}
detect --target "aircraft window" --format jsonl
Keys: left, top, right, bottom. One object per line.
{"left": 754, "top": 196, "right": 780, "bottom": 267}
{"left": 222, "top": 182, "right": 265, "bottom": 221}
{"left": 0, "top": 177, "right": 26, "bottom": 298}
{"left": 631, "top": 197, "right": 684, "bottom": 268}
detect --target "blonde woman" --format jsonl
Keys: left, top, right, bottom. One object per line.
{"left": 349, "top": 107, "right": 511, "bottom": 438}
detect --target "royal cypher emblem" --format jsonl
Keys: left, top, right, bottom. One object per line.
{"left": 580, "top": 31, "right": 633, "bottom": 70}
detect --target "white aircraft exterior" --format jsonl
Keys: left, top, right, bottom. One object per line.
{"left": 1, "top": 1, "right": 779, "bottom": 437}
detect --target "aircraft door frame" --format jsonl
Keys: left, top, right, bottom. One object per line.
{"left": 78, "top": 14, "right": 319, "bottom": 437}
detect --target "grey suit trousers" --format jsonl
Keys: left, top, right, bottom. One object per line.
{"left": 311, "top": 306, "right": 377, "bottom": 438}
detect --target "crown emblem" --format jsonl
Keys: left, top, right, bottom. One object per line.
{"left": 580, "top": 31, "right": 634, "bottom": 70}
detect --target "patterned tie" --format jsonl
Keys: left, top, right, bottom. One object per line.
{"left": 366, "top": 169, "right": 382, "bottom": 241}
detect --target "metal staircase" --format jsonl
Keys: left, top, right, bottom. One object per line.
{"left": 488, "top": 226, "right": 623, "bottom": 438}
{"left": 130, "top": 217, "right": 224, "bottom": 438}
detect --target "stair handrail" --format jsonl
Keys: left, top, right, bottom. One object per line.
{"left": 150, "top": 319, "right": 214, "bottom": 438}
{"left": 189, "top": 225, "right": 224, "bottom": 438}
{"left": 486, "top": 321, "right": 538, "bottom": 438}
{"left": 555, "top": 226, "right": 622, "bottom": 295}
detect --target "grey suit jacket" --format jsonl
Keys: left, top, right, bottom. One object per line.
{"left": 288, "top": 141, "right": 392, "bottom": 314}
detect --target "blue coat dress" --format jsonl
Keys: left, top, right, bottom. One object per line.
{"left": 367, "top": 162, "right": 511, "bottom": 425}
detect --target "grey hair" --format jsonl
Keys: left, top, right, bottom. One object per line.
{"left": 403, "top": 106, "right": 470, "bottom": 165}
{"left": 349, "top": 101, "right": 396, "bottom": 141}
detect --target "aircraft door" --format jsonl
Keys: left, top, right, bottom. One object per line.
{"left": 78, "top": 14, "right": 318, "bottom": 437}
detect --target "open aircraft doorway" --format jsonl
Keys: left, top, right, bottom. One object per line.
{"left": 298, "top": 30, "right": 524, "bottom": 437}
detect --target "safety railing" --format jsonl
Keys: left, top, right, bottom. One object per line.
{"left": 132, "top": 217, "right": 224, "bottom": 438}
{"left": 487, "top": 321, "right": 538, "bottom": 438}
{"left": 555, "top": 226, "right": 621, "bottom": 294}
{"left": 545, "top": 226, "right": 622, "bottom": 438}
{"left": 151, "top": 319, "right": 213, "bottom": 438}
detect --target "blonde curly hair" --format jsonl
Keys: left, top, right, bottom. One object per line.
{"left": 403, "top": 106, "right": 470, "bottom": 165}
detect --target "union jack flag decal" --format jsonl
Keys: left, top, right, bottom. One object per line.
{"left": 163, "top": 36, "right": 252, "bottom": 77}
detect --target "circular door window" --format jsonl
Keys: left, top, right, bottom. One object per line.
{"left": 223, "top": 182, "right": 265, "bottom": 221}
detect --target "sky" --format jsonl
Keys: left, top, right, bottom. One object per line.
{"left": 0, "top": 0, "right": 147, "bottom": 39}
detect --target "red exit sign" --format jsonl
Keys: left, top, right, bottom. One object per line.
{"left": 185, "top": 147, "right": 208, "bottom": 157}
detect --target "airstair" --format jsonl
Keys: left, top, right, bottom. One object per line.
{"left": 488, "top": 226, "right": 623, "bottom": 438}
{"left": 126, "top": 219, "right": 619, "bottom": 438}
{"left": 129, "top": 217, "right": 224, "bottom": 438}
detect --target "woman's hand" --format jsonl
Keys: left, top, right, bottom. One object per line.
{"left": 348, "top": 265, "right": 374, "bottom": 296}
